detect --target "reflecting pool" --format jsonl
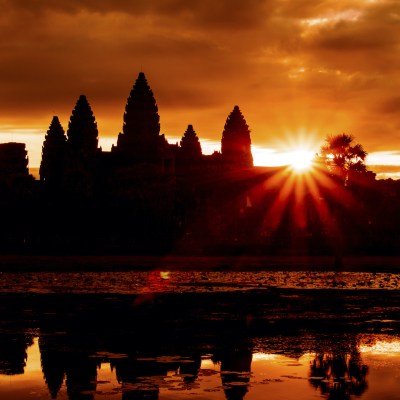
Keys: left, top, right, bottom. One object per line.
{"left": 1, "top": 271, "right": 400, "bottom": 399}
{"left": 3, "top": 332, "right": 400, "bottom": 399}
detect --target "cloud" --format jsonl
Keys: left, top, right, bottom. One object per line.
{"left": 4, "top": 0, "right": 270, "bottom": 29}
{"left": 1, "top": 0, "right": 400, "bottom": 169}
{"left": 300, "top": 1, "right": 400, "bottom": 73}
{"left": 379, "top": 97, "right": 400, "bottom": 114}
{"left": 368, "top": 164, "right": 400, "bottom": 180}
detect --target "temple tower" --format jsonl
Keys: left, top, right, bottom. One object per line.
{"left": 67, "top": 95, "right": 99, "bottom": 157}
{"left": 40, "top": 116, "right": 66, "bottom": 184}
{"left": 64, "top": 95, "right": 100, "bottom": 196}
{"left": 114, "top": 72, "right": 167, "bottom": 166}
{"left": 180, "top": 124, "right": 202, "bottom": 161}
{"left": 221, "top": 106, "right": 253, "bottom": 168}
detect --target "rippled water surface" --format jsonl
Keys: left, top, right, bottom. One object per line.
{"left": 1, "top": 335, "right": 400, "bottom": 400}
{"left": 1, "top": 269, "right": 400, "bottom": 399}
{"left": 1, "top": 270, "right": 400, "bottom": 293}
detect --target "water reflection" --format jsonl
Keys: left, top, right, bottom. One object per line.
{"left": 0, "top": 333, "right": 33, "bottom": 375}
{"left": 1, "top": 291, "right": 400, "bottom": 399}
{"left": 3, "top": 334, "right": 400, "bottom": 400}
{"left": 309, "top": 340, "right": 368, "bottom": 399}
{"left": 40, "top": 335, "right": 99, "bottom": 400}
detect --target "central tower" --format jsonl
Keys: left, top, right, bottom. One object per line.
{"left": 114, "top": 72, "right": 164, "bottom": 165}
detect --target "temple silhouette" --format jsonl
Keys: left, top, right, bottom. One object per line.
{"left": 39, "top": 72, "right": 253, "bottom": 191}
{"left": 0, "top": 71, "right": 399, "bottom": 255}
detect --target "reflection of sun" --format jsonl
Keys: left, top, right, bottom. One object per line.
{"left": 288, "top": 149, "right": 314, "bottom": 172}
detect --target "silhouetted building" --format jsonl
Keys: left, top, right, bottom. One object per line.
{"left": 67, "top": 95, "right": 99, "bottom": 156}
{"left": 178, "top": 124, "right": 202, "bottom": 163}
{"left": 113, "top": 72, "right": 173, "bottom": 172}
{"left": 0, "top": 142, "right": 29, "bottom": 183}
{"left": 40, "top": 116, "right": 66, "bottom": 186}
{"left": 1, "top": 70, "right": 391, "bottom": 255}
{"left": 221, "top": 106, "right": 253, "bottom": 168}
{"left": 64, "top": 95, "right": 100, "bottom": 197}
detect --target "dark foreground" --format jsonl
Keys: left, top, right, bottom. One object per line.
{"left": 1, "top": 269, "right": 400, "bottom": 399}
{"left": 2, "top": 255, "right": 400, "bottom": 271}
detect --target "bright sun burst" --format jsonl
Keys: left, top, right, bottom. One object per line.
{"left": 288, "top": 149, "right": 314, "bottom": 172}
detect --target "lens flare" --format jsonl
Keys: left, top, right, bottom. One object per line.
{"left": 288, "top": 149, "right": 314, "bottom": 172}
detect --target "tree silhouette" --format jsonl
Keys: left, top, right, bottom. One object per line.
{"left": 40, "top": 116, "right": 66, "bottom": 185}
{"left": 221, "top": 106, "right": 253, "bottom": 167}
{"left": 319, "top": 134, "right": 367, "bottom": 184}
{"left": 309, "top": 349, "right": 368, "bottom": 399}
{"left": 67, "top": 95, "right": 98, "bottom": 156}
{"left": 179, "top": 124, "right": 202, "bottom": 160}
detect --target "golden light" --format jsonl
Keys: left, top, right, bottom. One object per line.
{"left": 360, "top": 339, "right": 400, "bottom": 355}
{"left": 288, "top": 149, "right": 314, "bottom": 172}
{"left": 160, "top": 271, "right": 170, "bottom": 280}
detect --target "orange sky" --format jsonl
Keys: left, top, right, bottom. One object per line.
{"left": 1, "top": 0, "right": 400, "bottom": 178}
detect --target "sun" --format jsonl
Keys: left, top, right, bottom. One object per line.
{"left": 288, "top": 149, "right": 314, "bottom": 172}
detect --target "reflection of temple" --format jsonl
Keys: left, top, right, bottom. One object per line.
{"left": 214, "top": 349, "right": 252, "bottom": 400}
{"left": 112, "top": 354, "right": 217, "bottom": 400}
{"left": 39, "top": 335, "right": 99, "bottom": 400}
{"left": 0, "top": 300, "right": 376, "bottom": 400}
{"left": 0, "top": 333, "right": 33, "bottom": 375}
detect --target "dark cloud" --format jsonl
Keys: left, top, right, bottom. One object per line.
{"left": 379, "top": 97, "right": 400, "bottom": 114}
{"left": 301, "top": 1, "right": 400, "bottom": 72}
{"left": 1, "top": 0, "right": 400, "bottom": 168}
{"left": 4, "top": 0, "right": 270, "bottom": 29}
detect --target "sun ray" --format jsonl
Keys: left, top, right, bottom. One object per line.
{"left": 263, "top": 167, "right": 297, "bottom": 231}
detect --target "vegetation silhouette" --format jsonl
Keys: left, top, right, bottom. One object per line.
{"left": 318, "top": 133, "right": 368, "bottom": 185}
{"left": 309, "top": 337, "right": 368, "bottom": 400}
{"left": 1, "top": 72, "right": 400, "bottom": 256}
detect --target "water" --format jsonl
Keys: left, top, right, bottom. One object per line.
{"left": 3, "top": 336, "right": 400, "bottom": 400}
{"left": 1, "top": 271, "right": 400, "bottom": 399}
{"left": 1, "top": 270, "right": 399, "bottom": 293}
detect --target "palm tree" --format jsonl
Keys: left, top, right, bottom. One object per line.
{"left": 319, "top": 133, "right": 367, "bottom": 183}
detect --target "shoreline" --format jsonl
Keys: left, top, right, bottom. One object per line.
{"left": 1, "top": 255, "right": 400, "bottom": 272}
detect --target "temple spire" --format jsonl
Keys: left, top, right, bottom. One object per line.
{"left": 122, "top": 72, "right": 160, "bottom": 139}
{"left": 221, "top": 105, "right": 253, "bottom": 167}
{"left": 115, "top": 72, "right": 164, "bottom": 165}
{"left": 180, "top": 124, "right": 202, "bottom": 160}
{"left": 40, "top": 116, "right": 66, "bottom": 184}
{"left": 67, "top": 94, "right": 98, "bottom": 156}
